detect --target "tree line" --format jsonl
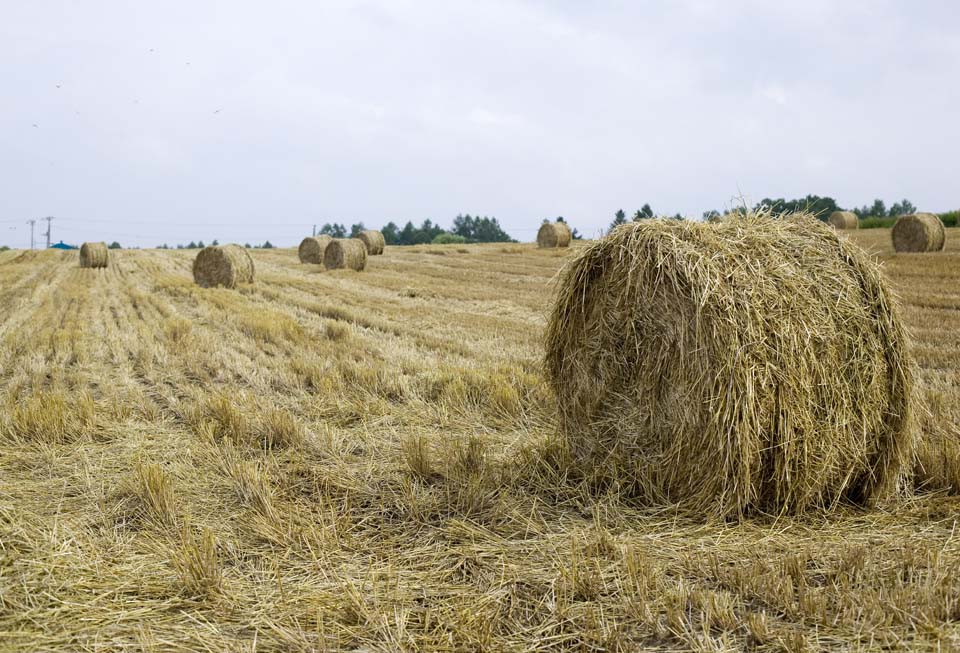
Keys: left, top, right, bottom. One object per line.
{"left": 315, "top": 214, "right": 515, "bottom": 246}
{"left": 155, "top": 240, "right": 276, "bottom": 249}
{"left": 607, "top": 195, "right": 953, "bottom": 234}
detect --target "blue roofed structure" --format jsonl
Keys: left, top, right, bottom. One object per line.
{"left": 49, "top": 241, "right": 78, "bottom": 250}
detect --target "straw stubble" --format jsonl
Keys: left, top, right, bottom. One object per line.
{"left": 544, "top": 211, "right": 915, "bottom": 518}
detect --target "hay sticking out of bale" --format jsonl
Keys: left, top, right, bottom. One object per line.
{"left": 79, "top": 242, "right": 109, "bottom": 268}
{"left": 537, "top": 222, "right": 572, "bottom": 248}
{"left": 544, "top": 211, "right": 915, "bottom": 518}
{"left": 828, "top": 211, "right": 859, "bottom": 230}
{"left": 298, "top": 236, "right": 332, "bottom": 264}
{"left": 892, "top": 213, "right": 945, "bottom": 253}
{"left": 324, "top": 238, "right": 368, "bottom": 271}
{"left": 357, "top": 230, "right": 385, "bottom": 255}
{"left": 192, "top": 244, "right": 255, "bottom": 288}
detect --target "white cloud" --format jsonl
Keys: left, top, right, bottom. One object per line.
{"left": 0, "top": 0, "right": 958, "bottom": 246}
{"left": 757, "top": 83, "right": 788, "bottom": 106}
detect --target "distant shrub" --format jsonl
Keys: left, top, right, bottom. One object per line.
{"left": 108, "top": 241, "right": 122, "bottom": 249}
{"left": 859, "top": 216, "right": 898, "bottom": 229}
{"left": 432, "top": 233, "right": 467, "bottom": 244}
{"left": 939, "top": 211, "right": 959, "bottom": 227}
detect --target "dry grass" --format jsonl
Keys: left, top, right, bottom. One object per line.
{"left": 0, "top": 233, "right": 958, "bottom": 650}
{"left": 893, "top": 213, "right": 946, "bottom": 253}
{"left": 298, "top": 236, "right": 333, "bottom": 264}
{"left": 324, "top": 238, "right": 368, "bottom": 271}
{"left": 828, "top": 211, "right": 859, "bottom": 230}
{"left": 192, "top": 243, "right": 255, "bottom": 288}
{"left": 537, "top": 221, "right": 572, "bottom": 247}
{"left": 546, "top": 212, "right": 914, "bottom": 518}
{"left": 358, "top": 230, "right": 386, "bottom": 255}
{"left": 79, "top": 241, "right": 109, "bottom": 268}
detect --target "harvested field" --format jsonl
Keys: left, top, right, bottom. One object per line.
{"left": 1, "top": 231, "right": 959, "bottom": 651}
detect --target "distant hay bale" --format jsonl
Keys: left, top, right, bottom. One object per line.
{"left": 357, "top": 230, "right": 385, "bottom": 255}
{"left": 537, "top": 222, "right": 572, "bottom": 248}
{"left": 323, "top": 238, "right": 368, "bottom": 271}
{"left": 892, "top": 213, "right": 945, "bottom": 253}
{"left": 79, "top": 242, "right": 108, "bottom": 268}
{"left": 544, "top": 212, "right": 915, "bottom": 518}
{"left": 827, "top": 211, "right": 859, "bottom": 230}
{"left": 192, "top": 244, "right": 255, "bottom": 288}
{"left": 298, "top": 236, "right": 332, "bottom": 264}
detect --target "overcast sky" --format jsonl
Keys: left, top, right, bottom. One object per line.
{"left": 2, "top": 0, "right": 958, "bottom": 247}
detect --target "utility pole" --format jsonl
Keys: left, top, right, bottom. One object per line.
{"left": 26, "top": 219, "right": 36, "bottom": 249}
{"left": 312, "top": 224, "right": 316, "bottom": 237}
{"left": 43, "top": 216, "right": 54, "bottom": 248}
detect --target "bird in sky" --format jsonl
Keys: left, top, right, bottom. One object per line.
{"left": 213, "top": 109, "right": 221, "bottom": 114}
{"left": 32, "top": 123, "right": 38, "bottom": 128}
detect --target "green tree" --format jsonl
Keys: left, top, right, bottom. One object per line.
{"left": 399, "top": 221, "right": 417, "bottom": 245}
{"left": 451, "top": 214, "right": 513, "bottom": 243}
{"left": 319, "top": 223, "right": 347, "bottom": 238}
{"left": 108, "top": 241, "right": 122, "bottom": 249}
{"left": 870, "top": 199, "right": 887, "bottom": 218}
{"left": 381, "top": 222, "right": 399, "bottom": 245}
{"left": 703, "top": 210, "right": 721, "bottom": 221}
{"left": 633, "top": 204, "right": 654, "bottom": 221}
{"left": 889, "top": 199, "right": 916, "bottom": 217}
{"left": 349, "top": 222, "right": 366, "bottom": 237}
{"left": 756, "top": 195, "right": 840, "bottom": 220}
{"left": 609, "top": 209, "right": 627, "bottom": 233}
{"left": 262, "top": 241, "right": 274, "bottom": 249}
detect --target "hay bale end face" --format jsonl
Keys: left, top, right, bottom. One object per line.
{"left": 892, "top": 213, "right": 945, "bottom": 253}
{"left": 545, "top": 212, "right": 915, "bottom": 518}
{"left": 192, "top": 244, "right": 255, "bottom": 288}
{"left": 323, "top": 238, "right": 368, "bottom": 271}
{"left": 537, "top": 222, "right": 572, "bottom": 248}
{"left": 79, "top": 242, "right": 109, "bottom": 268}
{"left": 827, "top": 211, "right": 859, "bottom": 230}
{"left": 357, "top": 230, "right": 385, "bottom": 255}
{"left": 298, "top": 236, "right": 332, "bottom": 264}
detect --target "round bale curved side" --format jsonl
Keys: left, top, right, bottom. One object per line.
{"left": 892, "top": 213, "right": 945, "bottom": 253}
{"left": 544, "top": 212, "right": 915, "bottom": 518}
{"left": 298, "top": 236, "right": 333, "bottom": 264}
{"left": 827, "top": 211, "right": 859, "bottom": 230}
{"left": 357, "top": 230, "right": 385, "bottom": 255}
{"left": 324, "top": 238, "right": 368, "bottom": 271}
{"left": 537, "top": 222, "right": 572, "bottom": 248}
{"left": 79, "top": 242, "right": 109, "bottom": 268}
{"left": 192, "top": 244, "right": 255, "bottom": 288}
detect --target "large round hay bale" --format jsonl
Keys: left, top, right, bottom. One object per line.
{"left": 79, "top": 242, "right": 108, "bottom": 268}
{"left": 537, "top": 222, "right": 572, "bottom": 248}
{"left": 357, "top": 230, "right": 385, "bottom": 255}
{"left": 192, "top": 244, "right": 255, "bottom": 288}
{"left": 892, "top": 213, "right": 945, "bottom": 253}
{"left": 827, "top": 211, "right": 858, "bottom": 230}
{"left": 544, "top": 212, "right": 915, "bottom": 517}
{"left": 298, "top": 236, "right": 332, "bottom": 264}
{"left": 323, "top": 238, "right": 368, "bottom": 271}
